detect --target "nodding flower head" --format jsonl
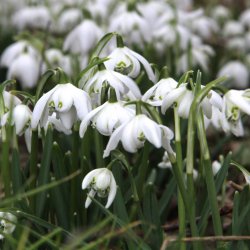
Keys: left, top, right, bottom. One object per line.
{"left": 82, "top": 168, "right": 117, "bottom": 208}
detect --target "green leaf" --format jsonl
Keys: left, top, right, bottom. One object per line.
{"left": 35, "top": 127, "right": 53, "bottom": 217}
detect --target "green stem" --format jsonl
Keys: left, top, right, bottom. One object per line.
{"left": 71, "top": 129, "right": 80, "bottom": 226}
{"left": 174, "top": 108, "right": 186, "bottom": 250}
{"left": 197, "top": 113, "right": 223, "bottom": 240}
{"left": 2, "top": 126, "right": 11, "bottom": 197}
{"left": 30, "top": 130, "right": 39, "bottom": 211}
{"left": 94, "top": 130, "right": 104, "bottom": 167}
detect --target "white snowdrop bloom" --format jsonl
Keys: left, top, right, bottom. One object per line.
{"left": 63, "top": 20, "right": 103, "bottom": 55}
{"left": 12, "top": 6, "right": 51, "bottom": 30}
{"left": 204, "top": 106, "right": 223, "bottom": 131}
{"left": 79, "top": 101, "right": 135, "bottom": 137}
{"left": 137, "top": 1, "right": 173, "bottom": 30}
{"left": 7, "top": 53, "right": 40, "bottom": 89}
{"left": 191, "top": 16, "right": 219, "bottom": 40}
{"left": 80, "top": 69, "right": 141, "bottom": 105}
{"left": 0, "top": 212, "right": 17, "bottom": 240}
{"left": 211, "top": 5, "right": 231, "bottom": 23}
{"left": 109, "top": 11, "right": 150, "bottom": 47}
{"left": 222, "top": 89, "right": 250, "bottom": 136}
{"left": 158, "top": 151, "right": 176, "bottom": 169}
{"left": 212, "top": 160, "right": 221, "bottom": 175}
{"left": 226, "top": 37, "right": 247, "bottom": 54}
{"left": 142, "top": 77, "right": 178, "bottom": 106}
{"left": 0, "top": 41, "right": 38, "bottom": 68}
{"left": 2, "top": 91, "right": 21, "bottom": 110}
{"left": 1, "top": 104, "right": 32, "bottom": 152}
{"left": 152, "top": 24, "right": 177, "bottom": 52}
{"left": 161, "top": 83, "right": 222, "bottom": 119}
{"left": 103, "top": 114, "right": 174, "bottom": 157}
{"left": 82, "top": 168, "right": 117, "bottom": 208}
{"left": 31, "top": 83, "right": 91, "bottom": 130}
{"left": 104, "top": 46, "right": 156, "bottom": 82}
{"left": 223, "top": 21, "right": 244, "bottom": 37}
{"left": 240, "top": 9, "right": 250, "bottom": 29}
{"left": 1, "top": 104, "right": 32, "bottom": 135}
{"left": 217, "top": 61, "right": 249, "bottom": 89}
{"left": 42, "top": 49, "right": 72, "bottom": 76}
{"left": 174, "top": 0, "right": 193, "bottom": 10}
{"left": 177, "top": 44, "right": 215, "bottom": 74}
{"left": 57, "top": 8, "right": 83, "bottom": 33}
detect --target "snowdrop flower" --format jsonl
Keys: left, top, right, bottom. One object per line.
{"left": 161, "top": 83, "right": 222, "bottom": 119}
{"left": 103, "top": 114, "right": 174, "bottom": 157}
{"left": 212, "top": 160, "right": 222, "bottom": 175}
{"left": 1, "top": 104, "right": 32, "bottom": 151}
{"left": 80, "top": 68, "right": 141, "bottom": 105}
{"left": 82, "top": 168, "right": 117, "bottom": 208}
{"left": 222, "top": 89, "right": 250, "bottom": 136}
{"left": 109, "top": 11, "right": 150, "bottom": 47}
{"left": 240, "top": 9, "right": 250, "bottom": 29}
{"left": 0, "top": 41, "right": 38, "bottom": 68}
{"left": 217, "top": 61, "right": 249, "bottom": 89}
{"left": 79, "top": 101, "right": 135, "bottom": 137}
{"left": 226, "top": 37, "right": 247, "bottom": 54}
{"left": 2, "top": 91, "right": 21, "bottom": 110}
{"left": 223, "top": 21, "right": 244, "bottom": 37}
{"left": 1, "top": 104, "right": 32, "bottom": 135}
{"left": 190, "top": 16, "right": 219, "bottom": 40}
{"left": 174, "top": 0, "right": 193, "bottom": 10}
{"left": 0, "top": 212, "right": 17, "bottom": 240}
{"left": 63, "top": 20, "right": 103, "bottom": 55}
{"left": 104, "top": 46, "right": 156, "bottom": 82}
{"left": 204, "top": 106, "right": 223, "bottom": 131}
{"left": 31, "top": 83, "right": 91, "bottom": 130}
{"left": 211, "top": 5, "right": 231, "bottom": 23}
{"left": 7, "top": 53, "right": 40, "bottom": 89}
{"left": 142, "top": 77, "right": 178, "bottom": 106}
{"left": 12, "top": 6, "right": 51, "bottom": 30}
{"left": 158, "top": 151, "right": 176, "bottom": 169}
{"left": 57, "top": 8, "right": 83, "bottom": 33}
{"left": 177, "top": 44, "right": 215, "bottom": 74}
{"left": 42, "top": 49, "right": 72, "bottom": 76}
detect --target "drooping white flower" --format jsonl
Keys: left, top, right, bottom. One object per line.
{"left": 0, "top": 41, "right": 38, "bottom": 68}
{"left": 217, "top": 61, "right": 249, "bottom": 89}
{"left": 226, "top": 37, "right": 247, "bottom": 54}
{"left": 1, "top": 104, "right": 32, "bottom": 152}
{"left": 142, "top": 77, "right": 178, "bottom": 106}
{"left": 2, "top": 91, "right": 22, "bottom": 110}
{"left": 103, "top": 114, "right": 174, "bottom": 157}
{"left": 79, "top": 101, "right": 135, "bottom": 137}
{"left": 158, "top": 151, "right": 176, "bottom": 169}
{"left": 177, "top": 44, "right": 215, "bottom": 74}
{"left": 161, "top": 83, "right": 222, "bottom": 119}
{"left": 223, "top": 21, "right": 244, "bottom": 37}
{"left": 57, "top": 8, "right": 83, "bottom": 33}
{"left": 80, "top": 68, "right": 141, "bottom": 106}
{"left": 109, "top": 11, "right": 150, "bottom": 47}
{"left": 63, "top": 20, "right": 103, "bottom": 55}
{"left": 7, "top": 53, "right": 40, "bottom": 89}
{"left": 240, "top": 9, "right": 250, "bottom": 29}
{"left": 190, "top": 16, "right": 219, "bottom": 40}
{"left": 1, "top": 104, "right": 32, "bottom": 135}
{"left": 31, "top": 83, "right": 92, "bottom": 130}
{"left": 211, "top": 5, "right": 231, "bottom": 23}
{"left": 212, "top": 160, "right": 222, "bottom": 175}
{"left": 82, "top": 168, "right": 117, "bottom": 208}
{"left": 0, "top": 212, "right": 17, "bottom": 240}
{"left": 222, "top": 89, "right": 250, "bottom": 136}
{"left": 42, "top": 49, "right": 72, "bottom": 76}
{"left": 104, "top": 46, "right": 156, "bottom": 82}
{"left": 12, "top": 6, "right": 51, "bottom": 30}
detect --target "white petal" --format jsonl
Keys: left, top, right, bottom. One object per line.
{"left": 178, "top": 91, "right": 193, "bottom": 118}
{"left": 85, "top": 189, "right": 96, "bottom": 208}
{"left": 31, "top": 86, "right": 59, "bottom": 129}
{"left": 105, "top": 174, "right": 117, "bottom": 208}
{"left": 58, "top": 108, "right": 77, "bottom": 130}
{"left": 140, "top": 115, "right": 161, "bottom": 148}
{"left": 24, "top": 128, "right": 32, "bottom": 153}
{"left": 82, "top": 169, "right": 103, "bottom": 189}
{"left": 103, "top": 122, "right": 127, "bottom": 158}
{"left": 129, "top": 49, "right": 156, "bottom": 83}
